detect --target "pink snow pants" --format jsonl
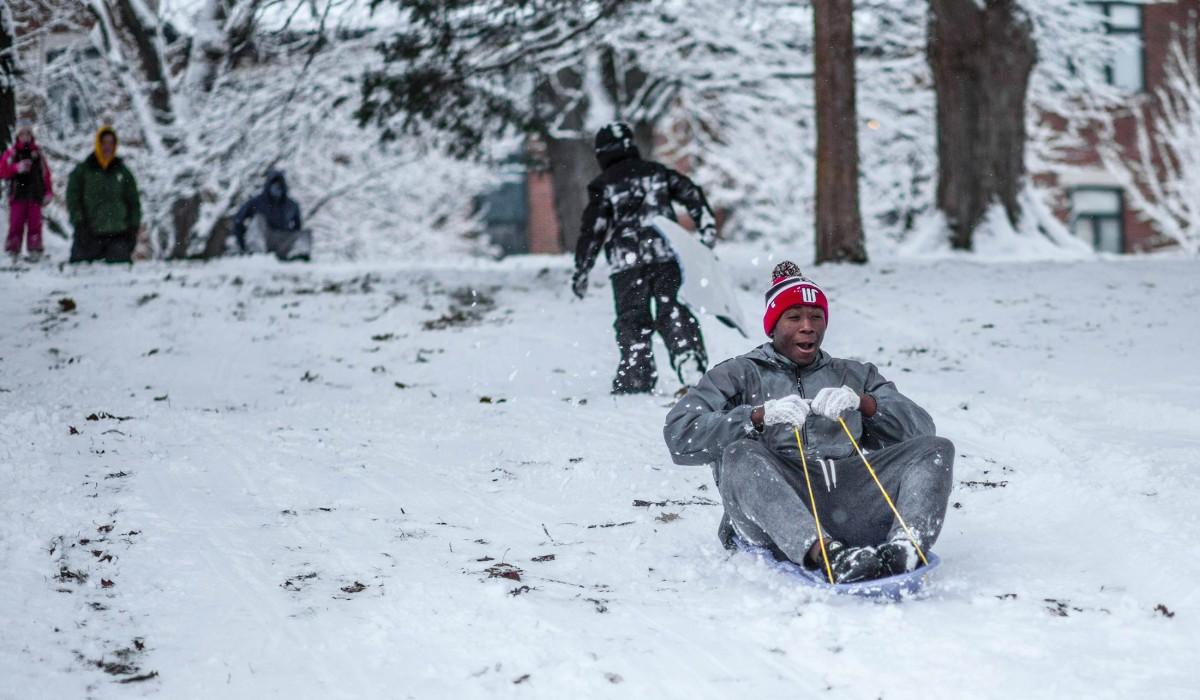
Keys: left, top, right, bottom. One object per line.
{"left": 6, "top": 200, "right": 43, "bottom": 254}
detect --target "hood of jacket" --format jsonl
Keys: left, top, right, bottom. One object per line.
{"left": 263, "top": 170, "right": 289, "bottom": 200}
{"left": 93, "top": 125, "right": 118, "bottom": 170}
{"left": 14, "top": 138, "right": 39, "bottom": 154}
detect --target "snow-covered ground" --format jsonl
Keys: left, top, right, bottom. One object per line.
{"left": 1, "top": 253, "right": 1197, "bottom": 699}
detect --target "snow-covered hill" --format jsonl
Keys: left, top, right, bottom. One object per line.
{"left": 1, "top": 254, "right": 1197, "bottom": 699}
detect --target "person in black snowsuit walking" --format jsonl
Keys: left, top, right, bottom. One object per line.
{"left": 572, "top": 122, "right": 719, "bottom": 394}
{"left": 230, "top": 170, "right": 310, "bottom": 261}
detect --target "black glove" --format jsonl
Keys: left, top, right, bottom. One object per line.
{"left": 571, "top": 270, "right": 588, "bottom": 299}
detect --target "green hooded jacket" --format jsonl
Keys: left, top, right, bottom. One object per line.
{"left": 66, "top": 128, "right": 141, "bottom": 236}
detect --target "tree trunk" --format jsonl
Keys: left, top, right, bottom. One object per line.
{"left": 538, "top": 53, "right": 658, "bottom": 255}
{"left": 813, "top": 0, "right": 867, "bottom": 264}
{"left": 546, "top": 136, "right": 597, "bottom": 254}
{"left": 536, "top": 66, "right": 597, "bottom": 254}
{"left": 928, "top": 0, "right": 1036, "bottom": 250}
{"left": 113, "top": 0, "right": 175, "bottom": 138}
{"left": 0, "top": 4, "right": 17, "bottom": 149}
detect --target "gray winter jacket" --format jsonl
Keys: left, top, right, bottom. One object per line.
{"left": 663, "top": 344, "right": 936, "bottom": 467}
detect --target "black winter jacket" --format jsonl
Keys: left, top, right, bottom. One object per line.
{"left": 574, "top": 152, "right": 717, "bottom": 276}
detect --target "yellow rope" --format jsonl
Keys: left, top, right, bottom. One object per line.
{"left": 794, "top": 427, "right": 835, "bottom": 584}
{"left": 837, "top": 417, "right": 929, "bottom": 567}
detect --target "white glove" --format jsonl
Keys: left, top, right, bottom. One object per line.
{"left": 811, "top": 385, "right": 861, "bottom": 420}
{"left": 762, "top": 395, "right": 811, "bottom": 426}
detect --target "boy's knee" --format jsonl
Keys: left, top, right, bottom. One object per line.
{"left": 909, "top": 435, "right": 955, "bottom": 466}
{"left": 718, "top": 440, "right": 770, "bottom": 486}
{"left": 930, "top": 436, "right": 955, "bottom": 464}
{"left": 722, "top": 439, "right": 770, "bottom": 466}
{"left": 721, "top": 440, "right": 751, "bottom": 470}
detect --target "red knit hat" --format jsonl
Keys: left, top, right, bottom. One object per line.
{"left": 763, "top": 261, "right": 828, "bottom": 336}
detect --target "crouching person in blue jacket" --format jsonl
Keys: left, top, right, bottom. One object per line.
{"left": 230, "top": 170, "right": 310, "bottom": 261}
{"left": 663, "top": 261, "right": 954, "bottom": 583}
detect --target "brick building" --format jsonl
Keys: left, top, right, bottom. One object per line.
{"left": 8, "top": 1, "right": 106, "bottom": 140}
{"left": 1037, "top": 0, "right": 1200, "bottom": 253}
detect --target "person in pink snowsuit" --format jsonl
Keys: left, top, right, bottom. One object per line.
{"left": 0, "top": 119, "right": 54, "bottom": 260}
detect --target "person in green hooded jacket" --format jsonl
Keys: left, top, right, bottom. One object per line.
{"left": 67, "top": 125, "right": 142, "bottom": 264}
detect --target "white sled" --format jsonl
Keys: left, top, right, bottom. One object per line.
{"left": 651, "top": 216, "right": 749, "bottom": 338}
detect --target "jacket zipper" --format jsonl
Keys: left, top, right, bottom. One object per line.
{"left": 795, "top": 369, "right": 808, "bottom": 461}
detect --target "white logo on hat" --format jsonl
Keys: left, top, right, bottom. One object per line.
{"left": 801, "top": 287, "right": 818, "bottom": 303}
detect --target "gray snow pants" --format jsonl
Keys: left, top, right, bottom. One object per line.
{"left": 715, "top": 436, "right": 955, "bottom": 564}
{"left": 247, "top": 216, "right": 312, "bottom": 261}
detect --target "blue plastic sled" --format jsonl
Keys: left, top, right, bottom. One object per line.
{"left": 737, "top": 541, "right": 941, "bottom": 601}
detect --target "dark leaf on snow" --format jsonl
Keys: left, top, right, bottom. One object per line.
{"left": 282, "top": 572, "right": 319, "bottom": 590}
{"left": 1155, "top": 604, "right": 1175, "bottom": 618}
{"left": 1043, "top": 598, "right": 1081, "bottom": 617}
{"left": 960, "top": 480, "right": 1008, "bottom": 489}
{"left": 86, "top": 412, "right": 133, "bottom": 422}
{"left": 341, "top": 581, "right": 367, "bottom": 593}
{"left": 58, "top": 297, "right": 77, "bottom": 313}
{"left": 95, "top": 660, "right": 136, "bottom": 675}
{"left": 117, "top": 671, "right": 159, "bottom": 684}
{"left": 633, "top": 497, "right": 719, "bottom": 508}
{"left": 484, "top": 563, "right": 523, "bottom": 581}
{"left": 531, "top": 554, "right": 556, "bottom": 563}
{"left": 56, "top": 566, "right": 88, "bottom": 583}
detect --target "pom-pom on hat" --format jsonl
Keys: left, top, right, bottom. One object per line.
{"left": 763, "top": 261, "right": 829, "bottom": 336}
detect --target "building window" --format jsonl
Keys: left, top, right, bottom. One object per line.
{"left": 1090, "top": 2, "right": 1145, "bottom": 92}
{"left": 1070, "top": 187, "right": 1125, "bottom": 253}
{"left": 477, "top": 149, "right": 530, "bottom": 256}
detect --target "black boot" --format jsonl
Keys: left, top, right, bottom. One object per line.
{"left": 810, "top": 540, "right": 882, "bottom": 583}
{"left": 877, "top": 539, "right": 920, "bottom": 577}
{"left": 611, "top": 344, "right": 656, "bottom": 394}
{"left": 717, "top": 514, "right": 736, "bottom": 551}
{"left": 673, "top": 350, "right": 706, "bottom": 387}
